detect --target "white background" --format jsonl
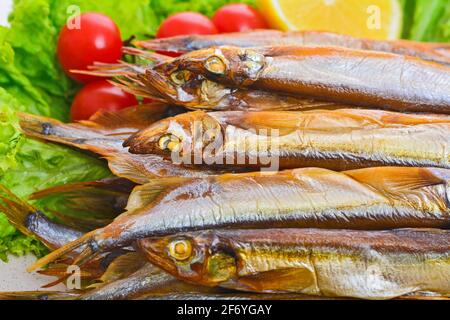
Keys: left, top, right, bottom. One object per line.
{"left": 0, "top": 0, "right": 63, "bottom": 292}
{"left": 0, "top": 0, "right": 12, "bottom": 26}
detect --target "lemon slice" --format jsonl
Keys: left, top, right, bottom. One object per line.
{"left": 258, "top": 0, "right": 402, "bottom": 40}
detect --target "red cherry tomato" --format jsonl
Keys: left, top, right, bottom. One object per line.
{"left": 212, "top": 4, "right": 268, "bottom": 33}
{"left": 71, "top": 80, "right": 138, "bottom": 121}
{"left": 157, "top": 12, "right": 218, "bottom": 38}
{"left": 156, "top": 12, "right": 218, "bottom": 57}
{"left": 58, "top": 13, "right": 123, "bottom": 83}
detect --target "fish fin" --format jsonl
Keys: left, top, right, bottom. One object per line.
{"left": 71, "top": 60, "right": 145, "bottom": 78}
{"left": 140, "top": 68, "right": 182, "bottom": 103}
{"left": 0, "top": 291, "right": 80, "bottom": 300}
{"left": 0, "top": 185, "right": 37, "bottom": 237}
{"left": 220, "top": 111, "right": 306, "bottom": 136}
{"left": 236, "top": 268, "right": 317, "bottom": 293}
{"left": 109, "top": 77, "right": 168, "bottom": 101}
{"left": 122, "top": 47, "right": 171, "bottom": 63}
{"left": 105, "top": 153, "right": 157, "bottom": 184}
{"left": 78, "top": 103, "right": 172, "bottom": 135}
{"left": 29, "top": 178, "right": 135, "bottom": 230}
{"left": 30, "top": 178, "right": 134, "bottom": 201}
{"left": 48, "top": 210, "right": 112, "bottom": 231}
{"left": 125, "top": 177, "right": 196, "bottom": 212}
{"left": 27, "top": 231, "right": 97, "bottom": 272}
{"left": 345, "top": 167, "right": 445, "bottom": 194}
{"left": 96, "top": 252, "right": 146, "bottom": 285}
{"left": 41, "top": 273, "right": 73, "bottom": 289}
{"left": 106, "top": 152, "right": 203, "bottom": 184}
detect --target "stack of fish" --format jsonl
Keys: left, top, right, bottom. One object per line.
{"left": 1, "top": 30, "right": 450, "bottom": 300}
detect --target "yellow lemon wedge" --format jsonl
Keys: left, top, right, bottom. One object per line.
{"left": 258, "top": 0, "right": 402, "bottom": 40}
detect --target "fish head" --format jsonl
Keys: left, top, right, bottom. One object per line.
{"left": 124, "top": 111, "right": 223, "bottom": 161}
{"left": 156, "top": 47, "right": 266, "bottom": 87}
{"left": 138, "top": 231, "right": 238, "bottom": 286}
{"left": 138, "top": 67, "right": 196, "bottom": 105}
{"left": 143, "top": 66, "right": 235, "bottom": 110}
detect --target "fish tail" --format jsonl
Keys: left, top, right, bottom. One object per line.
{"left": 18, "top": 112, "right": 123, "bottom": 156}
{"left": 29, "top": 178, "right": 134, "bottom": 230}
{"left": 18, "top": 111, "right": 66, "bottom": 139}
{"left": 27, "top": 231, "right": 98, "bottom": 272}
{"left": 0, "top": 185, "right": 36, "bottom": 237}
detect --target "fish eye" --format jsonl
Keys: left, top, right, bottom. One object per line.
{"left": 170, "top": 70, "right": 191, "bottom": 85}
{"left": 168, "top": 239, "right": 193, "bottom": 261}
{"left": 158, "top": 134, "right": 181, "bottom": 152}
{"left": 205, "top": 56, "right": 226, "bottom": 75}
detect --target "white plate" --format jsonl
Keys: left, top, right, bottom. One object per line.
{"left": 0, "top": 0, "right": 12, "bottom": 27}
{"left": 0, "top": 255, "right": 64, "bottom": 292}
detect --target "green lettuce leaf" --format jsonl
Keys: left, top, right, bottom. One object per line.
{"left": 401, "top": 0, "right": 450, "bottom": 42}
{"left": 0, "top": 85, "right": 111, "bottom": 261}
{"left": 0, "top": 212, "right": 48, "bottom": 262}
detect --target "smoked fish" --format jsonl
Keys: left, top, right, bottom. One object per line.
{"left": 80, "top": 49, "right": 355, "bottom": 112}
{"left": 27, "top": 166, "right": 450, "bottom": 271}
{"left": 125, "top": 109, "right": 450, "bottom": 171}
{"left": 138, "top": 228, "right": 450, "bottom": 300}
{"left": 157, "top": 46, "right": 450, "bottom": 113}
{"left": 137, "top": 30, "right": 450, "bottom": 65}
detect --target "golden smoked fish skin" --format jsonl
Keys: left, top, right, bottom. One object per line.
{"left": 95, "top": 167, "right": 450, "bottom": 243}
{"left": 137, "top": 30, "right": 450, "bottom": 65}
{"left": 82, "top": 50, "right": 384, "bottom": 113}
{"left": 28, "top": 166, "right": 450, "bottom": 273}
{"left": 138, "top": 228, "right": 450, "bottom": 300}
{"left": 125, "top": 109, "right": 450, "bottom": 171}
{"left": 157, "top": 46, "right": 450, "bottom": 113}
{"left": 113, "top": 66, "right": 347, "bottom": 112}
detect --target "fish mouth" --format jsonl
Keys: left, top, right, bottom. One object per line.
{"left": 137, "top": 238, "right": 179, "bottom": 276}
{"left": 156, "top": 48, "right": 225, "bottom": 78}
{"left": 140, "top": 68, "right": 180, "bottom": 104}
{"left": 123, "top": 120, "right": 170, "bottom": 154}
